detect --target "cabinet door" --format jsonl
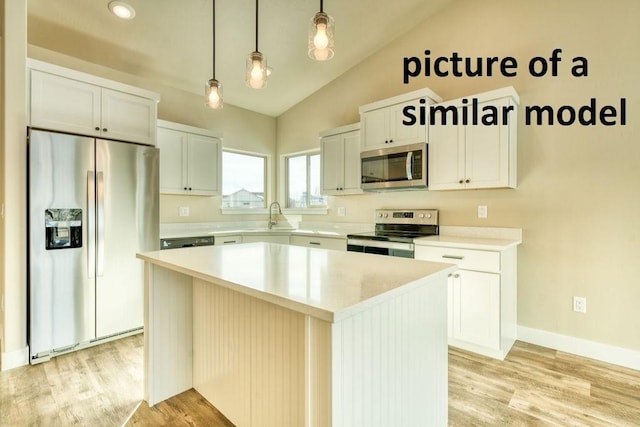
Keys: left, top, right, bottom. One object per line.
{"left": 30, "top": 70, "right": 101, "bottom": 136}
{"left": 454, "top": 270, "right": 500, "bottom": 349}
{"left": 101, "top": 88, "right": 157, "bottom": 145}
{"left": 187, "top": 134, "right": 221, "bottom": 195}
{"left": 464, "top": 98, "right": 511, "bottom": 189}
{"left": 215, "top": 235, "right": 243, "bottom": 245}
{"left": 342, "top": 131, "right": 362, "bottom": 192}
{"left": 290, "top": 235, "right": 346, "bottom": 251}
{"left": 242, "top": 235, "right": 290, "bottom": 244}
{"left": 157, "top": 127, "right": 187, "bottom": 193}
{"left": 321, "top": 134, "right": 345, "bottom": 194}
{"left": 361, "top": 108, "right": 389, "bottom": 150}
{"left": 428, "top": 106, "right": 466, "bottom": 190}
{"left": 389, "top": 100, "right": 426, "bottom": 146}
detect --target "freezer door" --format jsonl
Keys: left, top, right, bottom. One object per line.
{"left": 28, "top": 130, "right": 97, "bottom": 359}
{"left": 95, "top": 139, "right": 159, "bottom": 338}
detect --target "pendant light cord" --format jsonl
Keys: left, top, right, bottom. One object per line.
{"left": 255, "top": 0, "right": 259, "bottom": 52}
{"left": 320, "top": 0, "right": 324, "bottom": 13}
{"left": 212, "top": 0, "right": 216, "bottom": 79}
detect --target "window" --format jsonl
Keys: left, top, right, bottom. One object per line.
{"left": 222, "top": 150, "right": 267, "bottom": 209}
{"left": 285, "top": 152, "right": 326, "bottom": 209}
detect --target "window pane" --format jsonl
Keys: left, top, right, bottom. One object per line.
{"left": 287, "top": 155, "right": 307, "bottom": 208}
{"left": 309, "top": 154, "right": 326, "bottom": 206}
{"left": 222, "top": 151, "right": 265, "bottom": 208}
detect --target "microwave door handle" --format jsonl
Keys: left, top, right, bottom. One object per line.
{"left": 406, "top": 151, "right": 413, "bottom": 180}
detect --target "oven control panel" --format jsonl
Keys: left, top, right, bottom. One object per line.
{"left": 375, "top": 209, "right": 438, "bottom": 225}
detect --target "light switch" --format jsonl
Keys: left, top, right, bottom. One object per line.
{"left": 179, "top": 207, "right": 190, "bottom": 217}
{"left": 477, "top": 205, "right": 488, "bottom": 219}
{"left": 337, "top": 207, "right": 346, "bottom": 217}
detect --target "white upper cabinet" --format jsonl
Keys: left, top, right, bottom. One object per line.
{"left": 157, "top": 120, "right": 222, "bottom": 196}
{"left": 359, "top": 88, "right": 441, "bottom": 151}
{"left": 320, "top": 123, "right": 362, "bottom": 195}
{"left": 428, "top": 87, "right": 519, "bottom": 190}
{"left": 28, "top": 60, "right": 159, "bottom": 145}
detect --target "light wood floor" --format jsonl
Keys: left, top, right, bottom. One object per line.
{"left": 1, "top": 334, "right": 639, "bottom": 426}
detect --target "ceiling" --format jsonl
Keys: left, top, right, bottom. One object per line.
{"left": 27, "top": 0, "right": 452, "bottom": 117}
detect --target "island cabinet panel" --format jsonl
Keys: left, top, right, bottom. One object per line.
{"left": 331, "top": 280, "right": 447, "bottom": 427}
{"left": 144, "top": 265, "right": 193, "bottom": 405}
{"left": 192, "top": 279, "right": 330, "bottom": 427}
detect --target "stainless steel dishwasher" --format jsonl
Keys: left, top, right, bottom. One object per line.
{"left": 160, "top": 236, "right": 215, "bottom": 249}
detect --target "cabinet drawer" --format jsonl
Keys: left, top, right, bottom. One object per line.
{"left": 415, "top": 246, "right": 500, "bottom": 273}
{"left": 216, "top": 235, "right": 242, "bottom": 245}
{"left": 290, "top": 235, "right": 346, "bottom": 251}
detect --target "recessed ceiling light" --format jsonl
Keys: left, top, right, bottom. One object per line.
{"left": 108, "top": 1, "right": 136, "bottom": 20}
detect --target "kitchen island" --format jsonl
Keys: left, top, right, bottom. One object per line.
{"left": 137, "top": 243, "right": 456, "bottom": 427}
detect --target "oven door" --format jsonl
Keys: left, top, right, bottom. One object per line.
{"left": 360, "top": 143, "right": 427, "bottom": 190}
{"left": 347, "top": 238, "right": 414, "bottom": 258}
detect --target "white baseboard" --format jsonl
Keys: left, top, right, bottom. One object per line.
{"left": 518, "top": 326, "right": 640, "bottom": 371}
{"left": 2, "top": 346, "right": 29, "bottom": 371}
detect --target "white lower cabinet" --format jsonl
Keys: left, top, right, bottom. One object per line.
{"left": 242, "top": 234, "right": 290, "bottom": 244}
{"left": 290, "top": 235, "right": 346, "bottom": 251}
{"left": 415, "top": 243, "right": 517, "bottom": 359}
{"left": 215, "top": 235, "right": 242, "bottom": 245}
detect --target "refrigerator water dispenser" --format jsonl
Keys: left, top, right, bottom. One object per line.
{"left": 45, "top": 208, "right": 82, "bottom": 249}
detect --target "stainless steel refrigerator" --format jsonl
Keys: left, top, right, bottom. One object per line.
{"left": 28, "top": 129, "right": 159, "bottom": 364}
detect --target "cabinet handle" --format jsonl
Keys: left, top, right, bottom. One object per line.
{"left": 309, "top": 241, "right": 321, "bottom": 245}
{"left": 95, "top": 126, "right": 100, "bottom": 131}
{"left": 465, "top": 178, "right": 470, "bottom": 183}
{"left": 442, "top": 255, "right": 464, "bottom": 260}
{"left": 188, "top": 187, "right": 192, "bottom": 191}
{"left": 389, "top": 139, "right": 393, "bottom": 143}
{"left": 458, "top": 179, "right": 464, "bottom": 184}
{"left": 454, "top": 273, "right": 460, "bottom": 278}
{"left": 223, "top": 240, "right": 236, "bottom": 244}
{"left": 184, "top": 187, "right": 188, "bottom": 190}
{"left": 102, "top": 128, "right": 108, "bottom": 132}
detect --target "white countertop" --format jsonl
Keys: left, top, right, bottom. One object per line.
{"left": 415, "top": 226, "right": 522, "bottom": 251}
{"left": 415, "top": 235, "right": 520, "bottom": 251}
{"left": 137, "top": 243, "right": 455, "bottom": 322}
{"left": 159, "top": 221, "right": 372, "bottom": 240}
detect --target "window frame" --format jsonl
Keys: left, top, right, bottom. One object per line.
{"left": 280, "top": 149, "right": 328, "bottom": 215}
{"left": 221, "top": 148, "right": 271, "bottom": 214}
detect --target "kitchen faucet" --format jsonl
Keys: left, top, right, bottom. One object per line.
{"left": 268, "top": 201, "right": 282, "bottom": 229}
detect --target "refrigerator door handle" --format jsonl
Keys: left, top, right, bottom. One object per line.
{"left": 87, "top": 171, "right": 96, "bottom": 279}
{"left": 97, "top": 171, "right": 105, "bottom": 277}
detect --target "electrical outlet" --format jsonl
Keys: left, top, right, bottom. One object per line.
{"left": 179, "top": 207, "right": 190, "bottom": 217}
{"left": 573, "top": 296, "right": 587, "bottom": 313}
{"left": 477, "top": 205, "right": 488, "bottom": 219}
{"left": 337, "top": 207, "right": 346, "bottom": 217}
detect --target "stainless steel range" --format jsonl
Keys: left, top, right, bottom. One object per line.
{"left": 347, "top": 209, "right": 439, "bottom": 258}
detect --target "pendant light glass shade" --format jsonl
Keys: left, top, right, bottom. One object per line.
{"left": 246, "top": 51, "right": 268, "bottom": 89}
{"left": 206, "top": 0, "right": 223, "bottom": 109}
{"left": 206, "top": 79, "right": 223, "bottom": 109}
{"left": 246, "top": 0, "right": 268, "bottom": 89}
{"left": 308, "top": 9, "right": 334, "bottom": 61}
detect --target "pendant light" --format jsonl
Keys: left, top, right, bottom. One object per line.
{"left": 246, "top": 0, "right": 268, "bottom": 89}
{"left": 206, "top": 0, "right": 223, "bottom": 109}
{"left": 308, "top": 0, "right": 335, "bottom": 61}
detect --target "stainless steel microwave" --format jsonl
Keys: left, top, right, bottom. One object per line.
{"left": 360, "top": 142, "right": 427, "bottom": 190}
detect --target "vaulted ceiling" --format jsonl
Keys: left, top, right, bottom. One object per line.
{"left": 27, "top": 0, "right": 452, "bottom": 116}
